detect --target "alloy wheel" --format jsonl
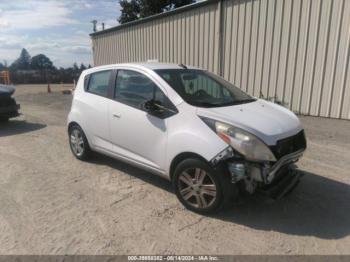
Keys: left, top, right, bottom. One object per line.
{"left": 178, "top": 167, "right": 217, "bottom": 209}
{"left": 70, "top": 128, "right": 85, "bottom": 157}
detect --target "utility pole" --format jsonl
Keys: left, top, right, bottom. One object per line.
{"left": 91, "top": 20, "right": 97, "bottom": 32}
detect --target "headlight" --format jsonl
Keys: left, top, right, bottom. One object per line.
{"left": 201, "top": 117, "right": 276, "bottom": 162}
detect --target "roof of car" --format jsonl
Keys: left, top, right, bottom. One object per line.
{"left": 129, "top": 62, "right": 193, "bottom": 70}
{"left": 85, "top": 62, "right": 198, "bottom": 73}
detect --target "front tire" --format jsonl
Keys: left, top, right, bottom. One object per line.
{"left": 172, "top": 158, "right": 232, "bottom": 214}
{"left": 68, "top": 124, "right": 90, "bottom": 160}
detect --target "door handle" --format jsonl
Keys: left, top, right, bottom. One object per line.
{"left": 113, "top": 113, "right": 121, "bottom": 118}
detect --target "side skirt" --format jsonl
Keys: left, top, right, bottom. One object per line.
{"left": 92, "top": 146, "right": 171, "bottom": 181}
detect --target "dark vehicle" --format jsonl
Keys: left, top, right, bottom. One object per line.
{"left": 0, "top": 84, "right": 20, "bottom": 122}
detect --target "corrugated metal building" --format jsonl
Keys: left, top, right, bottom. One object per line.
{"left": 90, "top": 0, "right": 350, "bottom": 120}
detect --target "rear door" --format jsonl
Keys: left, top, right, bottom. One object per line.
{"left": 108, "top": 69, "right": 174, "bottom": 172}
{"left": 80, "top": 69, "right": 113, "bottom": 151}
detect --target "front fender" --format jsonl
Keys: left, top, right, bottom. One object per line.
{"left": 165, "top": 110, "right": 228, "bottom": 175}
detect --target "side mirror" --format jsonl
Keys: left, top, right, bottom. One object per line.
{"left": 142, "top": 99, "right": 177, "bottom": 117}
{"left": 143, "top": 99, "right": 161, "bottom": 113}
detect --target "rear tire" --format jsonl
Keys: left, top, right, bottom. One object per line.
{"left": 172, "top": 158, "right": 234, "bottom": 214}
{"left": 68, "top": 124, "right": 91, "bottom": 160}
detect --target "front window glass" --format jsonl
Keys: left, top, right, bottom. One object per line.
{"left": 155, "top": 69, "right": 255, "bottom": 107}
{"left": 115, "top": 70, "right": 167, "bottom": 108}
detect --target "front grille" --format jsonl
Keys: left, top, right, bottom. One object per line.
{"left": 270, "top": 130, "right": 306, "bottom": 160}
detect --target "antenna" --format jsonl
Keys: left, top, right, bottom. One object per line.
{"left": 178, "top": 63, "right": 187, "bottom": 69}
{"left": 91, "top": 20, "right": 97, "bottom": 32}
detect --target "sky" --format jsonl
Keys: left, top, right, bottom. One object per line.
{"left": 0, "top": 0, "right": 121, "bottom": 68}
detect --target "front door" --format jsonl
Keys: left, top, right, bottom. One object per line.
{"left": 108, "top": 69, "right": 172, "bottom": 172}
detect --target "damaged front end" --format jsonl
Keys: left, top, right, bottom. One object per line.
{"left": 0, "top": 84, "right": 20, "bottom": 122}
{"left": 211, "top": 130, "right": 307, "bottom": 199}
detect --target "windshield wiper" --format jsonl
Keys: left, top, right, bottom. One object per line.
{"left": 192, "top": 98, "right": 256, "bottom": 107}
{"left": 222, "top": 98, "right": 256, "bottom": 106}
{"left": 192, "top": 102, "right": 220, "bottom": 107}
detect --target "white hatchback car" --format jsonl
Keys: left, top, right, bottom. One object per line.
{"left": 68, "top": 62, "right": 306, "bottom": 213}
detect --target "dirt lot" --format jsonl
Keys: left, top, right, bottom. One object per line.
{"left": 0, "top": 84, "right": 350, "bottom": 255}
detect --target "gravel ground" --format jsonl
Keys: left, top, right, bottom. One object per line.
{"left": 0, "top": 84, "right": 349, "bottom": 255}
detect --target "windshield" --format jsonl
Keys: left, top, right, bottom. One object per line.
{"left": 155, "top": 69, "right": 255, "bottom": 108}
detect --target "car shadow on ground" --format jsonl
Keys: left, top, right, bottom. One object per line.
{"left": 214, "top": 170, "right": 350, "bottom": 239}
{"left": 0, "top": 120, "right": 46, "bottom": 137}
{"left": 88, "top": 154, "right": 350, "bottom": 240}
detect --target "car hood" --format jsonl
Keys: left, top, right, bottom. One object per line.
{"left": 0, "top": 84, "right": 15, "bottom": 98}
{"left": 196, "top": 99, "right": 303, "bottom": 145}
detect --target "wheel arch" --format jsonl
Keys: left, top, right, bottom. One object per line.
{"left": 169, "top": 152, "right": 208, "bottom": 181}
{"left": 68, "top": 121, "right": 80, "bottom": 132}
{"left": 67, "top": 121, "right": 91, "bottom": 147}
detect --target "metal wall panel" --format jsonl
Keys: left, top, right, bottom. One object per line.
{"left": 91, "top": 0, "right": 350, "bottom": 120}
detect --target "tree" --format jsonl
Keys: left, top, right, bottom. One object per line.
{"left": 10, "top": 48, "right": 31, "bottom": 70}
{"left": 31, "top": 54, "right": 55, "bottom": 70}
{"left": 79, "top": 63, "right": 87, "bottom": 71}
{"left": 6, "top": 47, "right": 91, "bottom": 83}
{"left": 73, "top": 62, "right": 79, "bottom": 72}
{"left": 118, "top": 0, "right": 140, "bottom": 24}
{"left": 171, "top": 0, "right": 195, "bottom": 9}
{"left": 0, "top": 62, "right": 4, "bottom": 71}
{"left": 72, "top": 62, "right": 81, "bottom": 80}
{"left": 118, "top": 0, "right": 195, "bottom": 24}
{"left": 139, "top": 0, "right": 168, "bottom": 18}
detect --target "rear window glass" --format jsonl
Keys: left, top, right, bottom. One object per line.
{"left": 87, "top": 70, "right": 111, "bottom": 97}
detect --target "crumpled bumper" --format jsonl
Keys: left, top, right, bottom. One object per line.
{"left": 265, "top": 149, "right": 304, "bottom": 183}
{"left": 214, "top": 145, "right": 306, "bottom": 197}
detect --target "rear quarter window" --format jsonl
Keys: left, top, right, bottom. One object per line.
{"left": 86, "top": 70, "right": 112, "bottom": 97}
